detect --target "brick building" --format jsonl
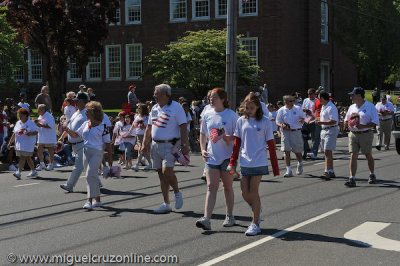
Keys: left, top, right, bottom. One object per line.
{"left": 19, "top": 0, "right": 356, "bottom": 108}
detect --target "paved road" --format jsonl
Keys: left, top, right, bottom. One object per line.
{"left": 1, "top": 136, "right": 400, "bottom": 265}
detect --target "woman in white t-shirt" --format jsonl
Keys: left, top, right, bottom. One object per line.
{"left": 132, "top": 104, "right": 151, "bottom": 171}
{"left": 119, "top": 113, "right": 136, "bottom": 169}
{"left": 112, "top": 112, "right": 125, "bottom": 165}
{"left": 64, "top": 101, "right": 112, "bottom": 209}
{"left": 228, "top": 93, "right": 276, "bottom": 236}
{"left": 196, "top": 88, "right": 239, "bottom": 231}
{"left": 8, "top": 108, "right": 39, "bottom": 179}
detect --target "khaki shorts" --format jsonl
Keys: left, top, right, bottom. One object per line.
{"left": 320, "top": 127, "right": 338, "bottom": 151}
{"left": 281, "top": 130, "right": 303, "bottom": 153}
{"left": 136, "top": 134, "right": 144, "bottom": 148}
{"left": 38, "top": 143, "right": 55, "bottom": 148}
{"left": 348, "top": 130, "right": 373, "bottom": 154}
{"left": 151, "top": 140, "right": 180, "bottom": 169}
{"left": 16, "top": 150, "right": 33, "bottom": 157}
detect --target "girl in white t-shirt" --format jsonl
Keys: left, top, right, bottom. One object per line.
{"left": 112, "top": 112, "right": 125, "bottom": 165}
{"left": 132, "top": 104, "right": 152, "bottom": 171}
{"left": 228, "top": 92, "right": 278, "bottom": 236}
{"left": 119, "top": 114, "right": 136, "bottom": 169}
{"left": 8, "top": 108, "right": 39, "bottom": 179}
{"left": 64, "top": 98, "right": 77, "bottom": 122}
{"left": 196, "top": 88, "right": 239, "bottom": 231}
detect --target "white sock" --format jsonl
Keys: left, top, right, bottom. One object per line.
{"left": 298, "top": 162, "right": 303, "bottom": 166}
{"left": 325, "top": 169, "right": 329, "bottom": 173}
{"left": 286, "top": 166, "right": 292, "bottom": 172}
{"left": 350, "top": 176, "right": 356, "bottom": 180}
{"left": 328, "top": 169, "right": 334, "bottom": 173}
{"left": 370, "top": 172, "right": 375, "bottom": 175}
{"left": 40, "top": 162, "right": 45, "bottom": 166}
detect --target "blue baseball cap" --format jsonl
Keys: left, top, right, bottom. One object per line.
{"left": 348, "top": 87, "right": 365, "bottom": 97}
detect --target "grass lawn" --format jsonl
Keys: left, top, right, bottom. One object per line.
{"left": 364, "top": 90, "right": 400, "bottom": 105}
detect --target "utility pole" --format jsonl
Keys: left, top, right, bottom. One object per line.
{"left": 226, "top": 0, "right": 238, "bottom": 110}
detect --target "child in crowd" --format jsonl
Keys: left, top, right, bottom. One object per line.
{"left": 133, "top": 104, "right": 152, "bottom": 171}
{"left": 64, "top": 98, "right": 77, "bottom": 122}
{"left": 119, "top": 113, "right": 136, "bottom": 169}
{"left": 112, "top": 112, "right": 125, "bottom": 165}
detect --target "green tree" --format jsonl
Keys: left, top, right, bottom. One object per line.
{"left": 333, "top": 0, "right": 400, "bottom": 91}
{"left": 146, "top": 29, "right": 261, "bottom": 98}
{"left": 0, "top": 6, "right": 25, "bottom": 92}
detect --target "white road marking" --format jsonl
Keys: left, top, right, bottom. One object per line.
{"left": 315, "top": 162, "right": 325, "bottom": 165}
{"left": 199, "top": 209, "right": 343, "bottom": 266}
{"left": 14, "top": 183, "right": 40, "bottom": 188}
{"left": 344, "top": 222, "right": 400, "bottom": 252}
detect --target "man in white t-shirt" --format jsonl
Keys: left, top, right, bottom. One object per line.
{"left": 142, "top": 84, "right": 189, "bottom": 214}
{"left": 344, "top": 87, "right": 379, "bottom": 187}
{"left": 301, "top": 88, "right": 318, "bottom": 159}
{"left": 35, "top": 104, "right": 57, "bottom": 171}
{"left": 375, "top": 94, "right": 394, "bottom": 150}
{"left": 276, "top": 95, "right": 305, "bottom": 177}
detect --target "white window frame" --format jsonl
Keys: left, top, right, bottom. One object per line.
{"left": 105, "top": 45, "right": 121, "bottom": 80}
{"left": 321, "top": 0, "right": 329, "bottom": 43}
{"left": 110, "top": 8, "right": 121, "bottom": 26}
{"left": 126, "top": 44, "right": 142, "bottom": 80}
{"left": 14, "top": 65, "right": 25, "bottom": 82}
{"left": 28, "top": 49, "right": 42, "bottom": 82}
{"left": 320, "top": 61, "right": 330, "bottom": 92}
{"left": 215, "top": 0, "right": 227, "bottom": 19}
{"left": 170, "top": 0, "right": 187, "bottom": 22}
{"left": 239, "top": 0, "right": 258, "bottom": 17}
{"left": 239, "top": 37, "right": 258, "bottom": 66}
{"left": 86, "top": 56, "right": 102, "bottom": 81}
{"left": 67, "top": 58, "right": 82, "bottom": 82}
{"left": 192, "top": 0, "right": 210, "bottom": 21}
{"left": 125, "top": 0, "right": 141, "bottom": 25}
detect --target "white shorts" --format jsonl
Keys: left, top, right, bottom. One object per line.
{"left": 281, "top": 130, "right": 303, "bottom": 153}
{"left": 320, "top": 127, "right": 338, "bottom": 151}
{"left": 151, "top": 140, "right": 180, "bottom": 169}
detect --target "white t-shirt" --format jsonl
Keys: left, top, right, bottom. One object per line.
{"left": 134, "top": 115, "right": 148, "bottom": 135}
{"left": 276, "top": 105, "right": 305, "bottom": 130}
{"left": 186, "top": 112, "right": 192, "bottom": 132}
{"left": 64, "top": 105, "right": 76, "bottom": 121}
{"left": 103, "top": 113, "right": 112, "bottom": 127}
{"left": 113, "top": 120, "right": 124, "bottom": 145}
{"left": 260, "top": 102, "right": 270, "bottom": 118}
{"left": 18, "top": 102, "right": 30, "bottom": 111}
{"left": 76, "top": 121, "right": 111, "bottom": 151}
{"left": 68, "top": 108, "right": 87, "bottom": 143}
{"left": 200, "top": 108, "right": 239, "bottom": 165}
{"left": 120, "top": 124, "right": 136, "bottom": 145}
{"left": 344, "top": 100, "right": 379, "bottom": 132}
{"left": 200, "top": 104, "right": 213, "bottom": 118}
{"left": 320, "top": 101, "right": 339, "bottom": 128}
{"left": 234, "top": 116, "right": 274, "bottom": 168}
{"left": 375, "top": 101, "right": 395, "bottom": 120}
{"left": 268, "top": 110, "right": 278, "bottom": 132}
{"left": 302, "top": 98, "right": 317, "bottom": 111}
{"left": 37, "top": 112, "right": 57, "bottom": 144}
{"left": 13, "top": 120, "right": 38, "bottom": 152}
{"left": 150, "top": 101, "right": 187, "bottom": 140}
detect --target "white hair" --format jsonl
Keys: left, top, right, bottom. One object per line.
{"left": 41, "top": 85, "right": 48, "bottom": 93}
{"left": 38, "top": 104, "right": 47, "bottom": 111}
{"left": 155, "top": 84, "right": 171, "bottom": 97}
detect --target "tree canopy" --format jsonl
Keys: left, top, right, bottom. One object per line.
{"left": 146, "top": 29, "right": 261, "bottom": 98}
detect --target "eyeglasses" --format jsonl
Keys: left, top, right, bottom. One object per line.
{"left": 287, "top": 100, "right": 295, "bottom": 103}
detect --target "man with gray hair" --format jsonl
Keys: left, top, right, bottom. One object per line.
{"left": 35, "top": 85, "right": 52, "bottom": 113}
{"left": 142, "top": 84, "right": 190, "bottom": 214}
{"left": 35, "top": 104, "right": 57, "bottom": 171}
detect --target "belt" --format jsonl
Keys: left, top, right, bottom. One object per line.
{"left": 351, "top": 130, "right": 371, "bottom": 134}
{"left": 70, "top": 140, "right": 83, "bottom": 145}
{"left": 289, "top": 128, "right": 301, "bottom": 132}
{"left": 380, "top": 118, "right": 392, "bottom": 121}
{"left": 153, "top": 138, "right": 180, "bottom": 143}
{"left": 322, "top": 125, "right": 337, "bottom": 130}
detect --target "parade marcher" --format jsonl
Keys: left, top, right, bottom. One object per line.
{"left": 196, "top": 88, "right": 238, "bottom": 230}
{"left": 200, "top": 90, "right": 213, "bottom": 181}
{"left": 344, "top": 87, "right": 379, "bottom": 187}
{"left": 87, "top": 87, "right": 96, "bottom": 101}
{"left": 316, "top": 91, "right": 339, "bottom": 180}
{"left": 227, "top": 92, "right": 279, "bottom": 235}
{"left": 63, "top": 101, "right": 112, "bottom": 209}
{"left": 35, "top": 104, "right": 57, "bottom": 171}
{"left": 59, "top": 92, "right": 89, "bottom": 192}
{"left": 375, "top": 94, "right": 394, "bottom": 150}
{"left": 9, "top": 108, "right": 39, "bottom": 179}
{"left": 133, "top": 104, "right": 152, "bottom": 171}
{"left": 119, "top": 113, "right": 136, "bottom": 170}
{"left": 112, "top": 112, "right": 126, "bottom": 165}
{"left": 267, "top": 104, "right": 278, "bottom": 134}
{"left": 301, "top": 88, "right": 318, "bottom": 159}
{"left": 261, "top": 83, "right": 268, "bottom": 104}
{"left": 128, "top": 84, "right": 140, "bottom": 113}
{"left": 276, "top": 95, "right": 305, "bottom": 177}
{"left": 142, "top": 84, "right": 189, "bottom": 214}
{"left": 35, "top": 85, "right": 52, "bottom": 113}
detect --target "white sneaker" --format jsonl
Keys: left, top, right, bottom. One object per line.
{"left": 83, "top": 201, "right": 93, "bottom": 209}
{"left": 45, "top": 164, "right": 54, "bottom": 171}
{"left": 154, "top": 203, "right": 172, "bottom": 214}
{"left": 144, "top": 163, "right": 152, "bottom": 170}
{"left": 222, "top": 215, "right": 236, "bottom": 227}
{"left": 13, "top": 171, "right": 21, "bottom": 180}
{"left": 283, "top": 170, "right": 293, "bottom": 177}
{"left": 123, "top": 165, "right": 130, "bottom": 170}
{"left": 36, "top": 164, "right": 45, "bottom": 171}
{"left": 9, "top": 164, "right": 17, "bottom": 171}
{"left": 92, "top": 201, "right": 103, "bottom": 208}
{"left": 27, "top": 170, "right": 38, "bottom": 178}
{"left": 307, "top": 153, "right": 317, "bottom": 159}
{"left": 296, "top": 164, "right": 303, "bottom": 175}
{"left": 97, "top": 169, "right": 102, "bottom": 175}
{"left": 245, "top": 223, "right": 261, "bottom": 236}
{"left": 132, "top": 164, "right": 139, "bottom": 171}
{"left": 140, "top": 157, "right": 147, "bottom": 166}
{"left": 175, "top": 191, "right": 183, "bottom": 209}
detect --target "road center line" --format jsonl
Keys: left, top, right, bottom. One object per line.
{"left": 14, "top": 183, "right": 40, "bottom": 188}
{"left": 199, "top": 208, "right": 343, "bottom": 266}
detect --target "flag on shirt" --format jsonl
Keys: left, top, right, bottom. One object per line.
{"left": 210, "top": 127, "right": 225, "bottom": 144}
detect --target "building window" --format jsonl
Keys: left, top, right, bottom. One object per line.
{"left": 14, "top": 65, "right": 24, "bottom": 82}
{"left": 86, "top": 56, "right": 101, "bottom": 81}
{"left": 110, "top": 8, "right": 121, "bottom": 25}
{"left": 239, "top": 37, "right": 258, "bottom": 66}
{"left": 321, "top": 0, "right": 329, "bottom": 43}
{"left": 67, "top": 59, "right": 82, "bottom": 81}
{"left": 215, "top": 0, "right": 227, "bottom": 18}
{"left": 320, "top": 61, "right": 330, "bottom": 92}
{"left": 126, "top": 0, "right": 141, "bottom": 24}
{"left": 106, "top": 45, "right": 121, "bottom": 80}
{"left": 28, "top": 49, "right": 42, "bottom": 82}
{"left": 239, "top": 0, "right": 257, "bottom": 16}
{"left": 170, "top": 0, "right": 187, "bottom": 22}
{"left": 126, "top": 44, "right": 142, "bottom": 80}
{"left": 192, "top": 0, "right": 210, "bottom": 20}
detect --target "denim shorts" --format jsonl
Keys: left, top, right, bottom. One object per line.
{"left": 240, "top": 166, "right": 269, "bottom": 177}
{"left": 205, "top": 159, "right": 230, "bottom": 172}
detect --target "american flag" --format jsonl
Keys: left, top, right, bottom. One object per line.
{"left": 210, "top": 127, "right": 225, "bottom": 144}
